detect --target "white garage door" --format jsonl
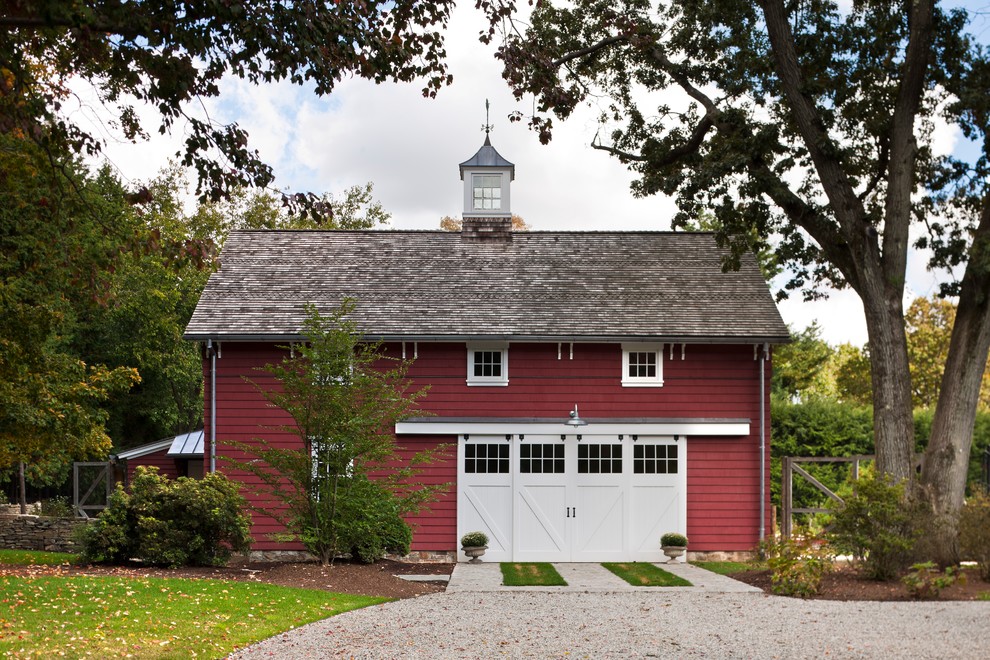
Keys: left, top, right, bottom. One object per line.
{"left": 457, "top": 433, "right": 685, "bottom": 562}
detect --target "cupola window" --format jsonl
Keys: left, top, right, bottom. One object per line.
{"left": 473, "top": 174, "right": 503, "bottom": 210}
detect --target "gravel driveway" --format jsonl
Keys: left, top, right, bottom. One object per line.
{"left": 231, "top": 590, "right": 987, "bottom": 659}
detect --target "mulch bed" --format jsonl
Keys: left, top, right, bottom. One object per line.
{"left": 732, "top": 564, "right": 990, "bottom": 601}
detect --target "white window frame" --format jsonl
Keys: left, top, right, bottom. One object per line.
{"left": 466, "top": 342, "right": 509, "bottom": 386}
{"left": 472, "top": 173, "right": 503, "bottom": 211}
{"left": 621, "top": 342, "right": 664, "bottom": 387}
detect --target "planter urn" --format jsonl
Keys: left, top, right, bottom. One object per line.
{"left": 661, "top": 545, "right": 686, "bottom": 563}
{"left": 462, "top": 546, "right": 488, "bottom": 563}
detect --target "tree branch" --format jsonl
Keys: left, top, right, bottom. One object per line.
{"left": 590, "top": 142, "right": 646, "bottom": 161}
{"left": 758, "top": 1, "right": 867, "bottom": 235}
{"left": 646, "top": 45, "right": 719, "bottom": 115}
{"left": 0, "top": 14, "right": 142, "bottom": 39}
{"left": 747, "top": 157, "right": 857, "bottom": 286}
{"left": 592, "top": 115, "right": 716, "bottom": 168}
{"left": 552, "top": 35, "right": 627, "bottom": 68}
{"left": 881, "top": 0, "right": 936, "bottom": 286}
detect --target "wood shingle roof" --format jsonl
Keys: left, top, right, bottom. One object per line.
{"left": 184, "top": 230, "right": 789, "bottom": 343}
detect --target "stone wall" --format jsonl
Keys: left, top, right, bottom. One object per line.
{"left": 0, "top": 515, "right": 88, "bottom": 553}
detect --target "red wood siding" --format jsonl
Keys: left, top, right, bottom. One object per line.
{"left": 392, "top": 437, "right": 457, "bottom": 551}
{"left": 205, "top": 340, "right": 772, "bottom": 554}
{"left": 392, "top": 342, "right": 762, "bottom": 419}
{"left": 125, "top": 451, "right": 180, "bottom": 482}
{"left": 208, "top": 344, "right": 300, "bottom": 551}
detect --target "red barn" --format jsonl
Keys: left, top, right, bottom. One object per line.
{"left": 184, "top": 138, "right": 788, "bottom": 562}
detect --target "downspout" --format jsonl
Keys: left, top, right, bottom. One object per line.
{"left": 208, "top": 339, "right": 217, "bottom": 474}
{"left": 759, "top": 342, "right": 769, "bottom": 542}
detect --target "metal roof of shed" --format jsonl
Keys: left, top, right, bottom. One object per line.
{"left": 167, "top": 429, "right": 204, "bottom": 457}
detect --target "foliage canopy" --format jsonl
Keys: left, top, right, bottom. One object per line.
{"left": 0, "top": 0, "right": 456, "bottom": 215}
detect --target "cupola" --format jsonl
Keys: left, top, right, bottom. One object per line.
{"left": 459, "top": 134, "right": 515, "bottom": 219}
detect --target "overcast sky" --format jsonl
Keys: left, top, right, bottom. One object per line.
{"left": 87, "top": 3, "right": 990, "bottom": 349}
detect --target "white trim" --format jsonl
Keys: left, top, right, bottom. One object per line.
{"left": 466, "top": 342, "right": 509, "bottom": 386}
{"left": 621, "top": 342, "right": 664, "bottom": 387}
{"left": 396, "top": 420, "right": 750, "bottom": 436}
{"left": 116, "top": 439, "right": 173, "bottom": 460}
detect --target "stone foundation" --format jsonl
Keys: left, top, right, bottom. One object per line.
{"left": 246, "top": 549, "right": 458, "bottom": 564}
{"left": 0, "top": 515, "right": 88, "bottom": 553}
{"left": 388, "top": 550, "right": 456, "bottom": 563}
{"left": 687, "top": 550, "right": 757, "bottom": 563}
{"left": 246, "top": 550, "right": 316, "bottom": 563}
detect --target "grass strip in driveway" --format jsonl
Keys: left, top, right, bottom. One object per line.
{"left": 602, "top": 562, "right": 692, "bottom": 586}
{"left": 0, "top": 575, "right": 385, "bottom": 659}
{"left": 0, "top": 549, "right": 78, "bottom": 566}
{"left": 691, "top": 560, "right": 754, "bottom": 575}
{"left": 500, "top": 562, "right": 568, "bottom": 586}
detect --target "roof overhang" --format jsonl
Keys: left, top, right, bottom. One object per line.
{"left": 395, "top": 417, "right": 751, "bottom": 437}
{"left": 115, "top": 439, "right": 173, "bottom": 460}
{"left": 184, "top": 333, "right": 790, "bottom": 345}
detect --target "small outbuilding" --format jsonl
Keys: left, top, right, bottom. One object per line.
{"left": 112, "top": 429, "right": 205, "bottom": 484}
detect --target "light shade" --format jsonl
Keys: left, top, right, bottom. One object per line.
{"left": 566, "top": 404, "right": 588, "bottom": 427}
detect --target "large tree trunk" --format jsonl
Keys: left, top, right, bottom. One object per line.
{"left": 860, "top": 278, "right": 917, "bottom": 483}
{"left": 921, "top": 199, "right": 990, "bottom": 564}
{"left": 760, "top": 0, "right": 927, "bottom": 484}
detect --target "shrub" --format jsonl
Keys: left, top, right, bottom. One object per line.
{"left": 958, "top": 489, "right": 990, "bottom": 581}
{"left": 336, "top": 479, "right": 412, "bottom": 563}
{"left": 762, "top": 533, "right": 833, "bottom": 598}
{"left": 460, "top": 531, "right": 489, "bottom": 547}
{"left": 902, "top": 562, "right": 963, "bottom": 599}
{"left": 77, "top": 467, "right": 252, "bottom": 567}
{"left": 75, "top": 487, "right": 133, "bottom": 563}
{"left": 660, "top": 532, "right": 688, "bottom": 547}
{"left": 827, "top": 475, "right": 924, "bottom": 580}
{"left": 39, "top": 496, "right": 74, "bottom": 519}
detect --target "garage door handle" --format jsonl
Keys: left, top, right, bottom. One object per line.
{"left": 565, "top": 507, "right": 576, "bottom": 518}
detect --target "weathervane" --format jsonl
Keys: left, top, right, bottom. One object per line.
{"left": 482, "top": 98, "right": 493, "bottom": 135}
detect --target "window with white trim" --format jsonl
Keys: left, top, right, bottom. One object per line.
{"left": 466, "top": 342, "right": 509, "bottom": 386}
{"left": 621, "top": 343, "right": 664, "bottom": 387}
{"left": 472, "top": 174, "right": 503, "bottom": 210}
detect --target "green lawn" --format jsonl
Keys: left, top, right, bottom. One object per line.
{"left": 500, "top": 562, "right": 568, "bottom": 586}
{"left": 0, "top": 549, "right": 78, "bottom": 566}
{"left": 602, "top": 562, "right": 692, "bottom": 586}
{"left": 0, "top": 575, "right": 385, "bottom": 658}
{"left": 691, "top": 561, "right": 755, "bottom": 576}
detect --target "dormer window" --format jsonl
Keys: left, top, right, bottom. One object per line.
{"left": 473, "top": 174, "right": 503, "bottom": 211}
{"left": 467, "top": 342, "right": 509, "bottom": 386}
{"left": 621, "top": 343, "right": 664, "bottom": 387}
